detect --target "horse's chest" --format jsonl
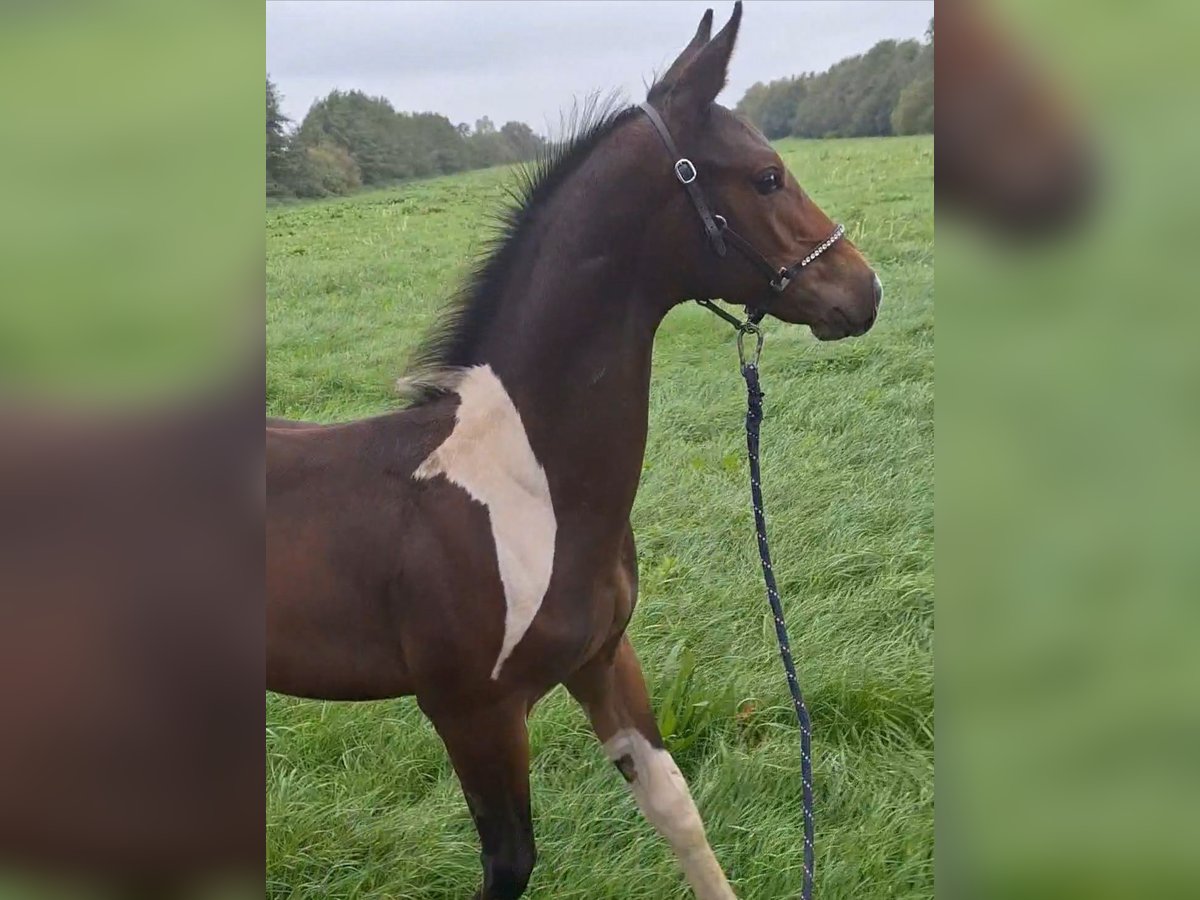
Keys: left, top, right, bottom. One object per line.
{"left": 413, "top": 365, "right": 557, "bottom": 680}
{"left": 412, "top": 365, "right": 637, "bottom": 683}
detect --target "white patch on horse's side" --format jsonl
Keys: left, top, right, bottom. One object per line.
{"left": 603, "top": 729, "right": 737, "bottom": 900}
{"left": 413, "top": 364, "right": 556, "bottom": 680}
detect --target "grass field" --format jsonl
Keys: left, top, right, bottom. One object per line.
{"left": 266, "top": 134, "right": 933, "bottom": 900}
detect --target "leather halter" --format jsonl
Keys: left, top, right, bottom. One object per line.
{"left": 638, "top": 102, "right": 845, "bottom": 321}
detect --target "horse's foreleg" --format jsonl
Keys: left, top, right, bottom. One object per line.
{"left": 426, "top": 699, "right": 537, "bottom": 900}
{"left": 567, "top": 635, "right": 737, "bottom": 900}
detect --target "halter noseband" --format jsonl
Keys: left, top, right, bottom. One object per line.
{"left": 638, "top": 102, "right": 845, "bottom": 320}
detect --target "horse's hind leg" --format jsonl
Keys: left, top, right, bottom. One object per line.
{"left": 567, "top": 635, "right": 737, "bottom": 900}
{"left": 426, "top": 699, "right": 536, "bottom": 900}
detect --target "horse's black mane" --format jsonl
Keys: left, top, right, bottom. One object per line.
{"left": 400, "top": 92, "right": 643, "bottom": 402}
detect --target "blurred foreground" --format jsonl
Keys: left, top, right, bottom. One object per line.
{"left": 0, "top": 2, "right": 263, "bottom": 898}
{"left": 938, "top": 0, "right": 1200, "bottom": 897}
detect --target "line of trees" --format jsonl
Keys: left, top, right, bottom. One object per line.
{"left": 268, "top": 20, "right": 932, "bottom": 199}
{"left": 735, "top": 20, "right": 933, "bottom": 140}
{"left": 267, "top": 79, "right": 546, "bottom": 199}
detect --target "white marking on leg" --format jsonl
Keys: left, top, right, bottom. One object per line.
{"left": 603, "top": 729, "right": 736, "bottom": 900}
{"left": 413, "top": 365, "right": 556, "bottom": 679}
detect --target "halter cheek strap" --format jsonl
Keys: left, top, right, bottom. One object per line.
{"left": 637, "top": 102, "right": 844, "bottom": 305}
{"left": 639, "top": 102, "right": 729, "bottom": 257}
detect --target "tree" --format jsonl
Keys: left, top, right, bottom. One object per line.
{"left": 893, "top": 21, "right": 933, "bottom": 135}
{"left": 297, "top": 90, "right": 412, "bottom": 183}
{"left": 500, "top": 121, "right": 543, "bottom": 161}
{"left": 298, "top": 142, "right": 361, "bottom": 196}
{"left": 892, "top": 74, "right": 933, "bottom": 135}
{"left": 266, "top": 85, "right": 548, "bottom": 198}
{"left": 736, "top": 82, "right": 771, "bottom": 130}
{"left": 266, "top": 77, "right": 292, "bottom": 197}
{"left": 761, "top": 78, "right": 808, "bottom": 139}
{"left": 462, "top": 118, "right": 543, "bottom": 169}
{"left": 733, "top": 26, "right": 935, "bottom": 141}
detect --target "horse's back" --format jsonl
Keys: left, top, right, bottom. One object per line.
{"left": 266, "top": 401, "right": 452, "bottom": 488}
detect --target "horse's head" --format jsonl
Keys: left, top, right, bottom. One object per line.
{"left": 645, "top": 2, "right": 881, "bottom": 340}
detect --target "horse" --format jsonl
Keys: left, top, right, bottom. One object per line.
{"left": 267, "top": 4, "right": 881, "bottom": 898}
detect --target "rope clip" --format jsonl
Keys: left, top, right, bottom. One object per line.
{"left": 737, "top": 322, "right": 764, "bottom": 370}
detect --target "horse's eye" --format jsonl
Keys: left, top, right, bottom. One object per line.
{"left": 754, "top": 170, "right": 783, "bottom": 195}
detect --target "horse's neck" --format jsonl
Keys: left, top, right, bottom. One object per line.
{"left": 467, "top": 183, "right": 671, "bottom": 526}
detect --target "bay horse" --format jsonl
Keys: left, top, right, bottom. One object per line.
{"left": 267, "top": 4, "right": 880, "bottom": 898}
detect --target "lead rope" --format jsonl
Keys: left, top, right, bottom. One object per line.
{"left": 698, "top": 300, "right": 816, "bottom": 900}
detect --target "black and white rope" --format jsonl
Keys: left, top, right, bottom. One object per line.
{"left": 742, "top": 359, "right": 816, "bottom": 900}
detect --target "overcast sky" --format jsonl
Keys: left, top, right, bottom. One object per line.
{"left": 267, "top": 0, "right": 933, "bottom": 133}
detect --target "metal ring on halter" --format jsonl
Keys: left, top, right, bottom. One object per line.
{"left": 736, "top": 322, "right": 764, "bottom": 370}
{"left": 638, "top": 101, "right": 843, "bottom": 308}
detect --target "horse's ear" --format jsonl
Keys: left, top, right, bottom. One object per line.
{"left": 669, "top": 1, "right": 742, "bottom": 116}
{"left": 647, "top": 8, "right": 714, "bottom": 102}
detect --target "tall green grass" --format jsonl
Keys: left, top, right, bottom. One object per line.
{"left": 267, "top": 135, "right": 933, "bottom": 899}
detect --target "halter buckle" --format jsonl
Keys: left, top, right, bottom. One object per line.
{"left": 674, "top": 158, "right": 697, "bottom": 184}
{"left": 770, "top": 268, "right": 792, "bottom": 293}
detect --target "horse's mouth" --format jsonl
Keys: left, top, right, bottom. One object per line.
{"left": 811, "top": 323, "right": 850, "bottom": 341}
{"left": 811, "top": 308, "right": 871, "bottom": 341}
